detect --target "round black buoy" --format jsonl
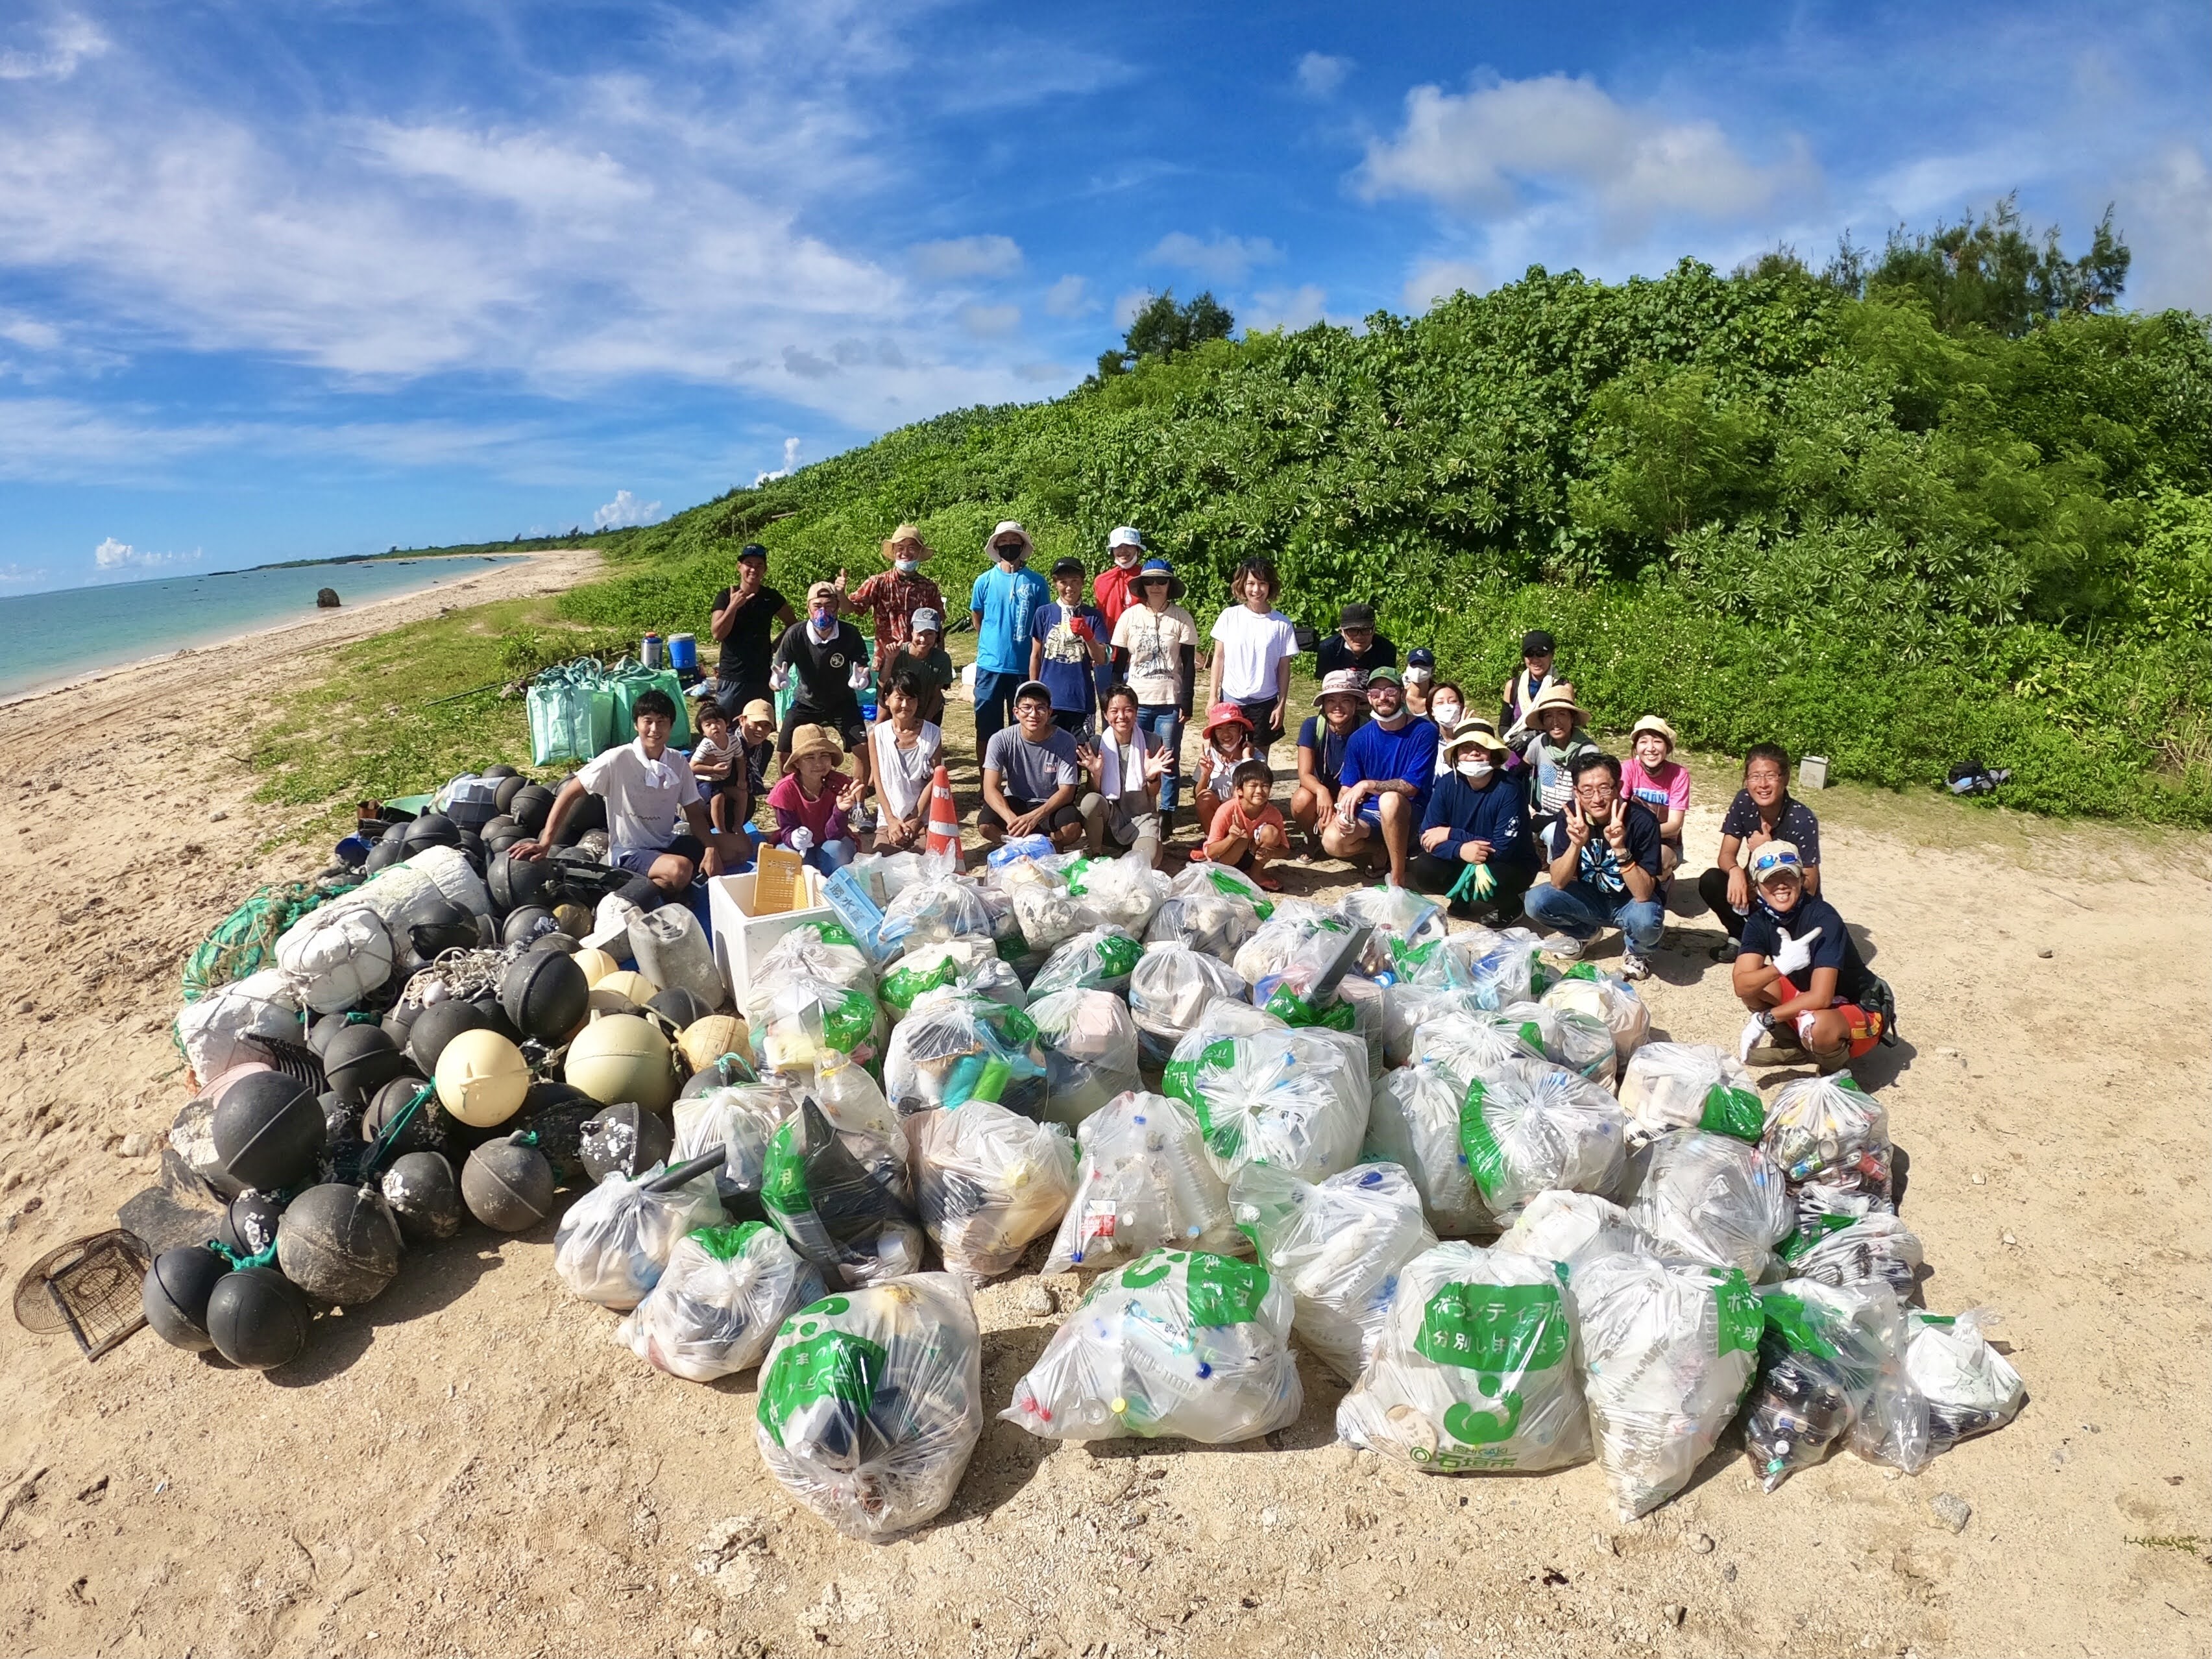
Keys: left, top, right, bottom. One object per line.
{"left": 361, "top": 1073, "right": 448, "bottom": 1157}
{"left": 406, "top": 999, "right": 489, "bottom": 1074}
{"left": 579, "top": 1102, "right": 674, "bottom": 1184}
{"left": 646, "top": 986, "right": 714, "bottom": 1030}
{"left": 217, "top": 1189, "right": 285, "bottom": 1257}
{"left": 206, "top": 1266, "right": 311, "bottom": 1370}
{"left": 276, "top": 1183, "right": 403, "bottom": 1304}
{"left": 324, "top": 1023, "right": 407, "bottom": 1108}
{"left": 401, "top": 891, "right": 476, "bottom": 960}
{"left": 381, "top": 1151, "right": 464, "bottom": 1244}
{"left": 461, "top": 1135, "right": 555, "bottom": 1231}
{"left": 488, "top": 847, "right": 558, "bottom": 914}
{"left": 500, "top": 949, "right": 588, "bottom": 1045}
{"left": 141, "top": 1246, "right": 230, "bottom": 1353}
{"left": 401, "top": 811, "right": 461, "bottom": 853}
{"left": 507, "top": 782, "right": 555, "bottom": 835}
{"left": 499, "top": 904, "right": 559, "bottom": 949}
{"left": 211, "top": 1069, "right": 325, "bottom": 1193}
{"left": 308, "top": 1011, "right": 356, "bottom": 1059}
{"left": 491, "top": 773, "right": 527, "bottom": 814}
{"left": 363, "top": 833, "right": 406, "bottom": 874}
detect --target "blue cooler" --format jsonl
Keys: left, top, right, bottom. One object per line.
{"left": 668, "top": 632, "right": 699, "bottom": 673}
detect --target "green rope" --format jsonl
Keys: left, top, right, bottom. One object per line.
{"left": 358, "top": 1082, "right": 437, "bottom": 1181}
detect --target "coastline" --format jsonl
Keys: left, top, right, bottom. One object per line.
{"left": 0, "top": 553, "right": 557, "bottom": 710}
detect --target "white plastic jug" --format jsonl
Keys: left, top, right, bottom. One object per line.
{"left": 631, "top": 904, "right": 725, "bottom": 1010}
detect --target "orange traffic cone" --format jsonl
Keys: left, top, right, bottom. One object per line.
{"left": 925, "top": 764, "right": 961, "bottom": 860}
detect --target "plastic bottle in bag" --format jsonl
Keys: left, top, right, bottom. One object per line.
{"left": 1903, "top": 1308, "right": 2025, "bottom": 1451}
{"left": 1572, "top": 1252, "right": 1765, "bottom": 1519}
{"left": 1496, "top": 1189, "right": 1647, "bottom": 1272}
{"left": 553, "top": 1165, "right": 727, "bottom": 1310}
{"left": 1044, "top": 1092, "right": 1245, "bottom": 1273}
{"left": 1363, "top": 1059, "right": 1487, "bottom": 1235}
{"left": 1618, "top": 1043, "right": 1765, "bottom": 1141}
{"left": 1744, "top": 1278, "right": 1929, "bottom": 1490}
{"left": 1338, "top": 1242, "right": 1592, "bottom": 1473}
{"left": 1762, "top": 1073, "right": 1891, "bottom": 1198}
{"left": 1126, "top": 942, "right": 1249, "bottom": 1066}
{"left": 1003, "top": 1249, "right": 1301, "bottom": 1444}
{"left": 1230, "top": 1161, "right": 1437, "bottom": 1382}
{"left": 1444, "top": 926, "right": 1544, "bottom": 1010}
{"left": 1407, "top": 1008, "right": 1544, "bottom": 1082}
{"left": 877, "top": 876, "right": 997, "bottom": 952}
{"left": 1232, "top": 903, "right": 1339, "bottom": 986}
{"left": 630, "top": 904, "right": 725, "bottom": 1010}
{"left": 619, "top": 1220, "right": 826, "bottom": 1381}
{"left": 1027, "top": 925, "right": 1145, "bottom": 999}
{"left": 1025, "top": 987, "right": 1143, "bottom": 1128}
{"left": 1145, "top": 890, "right": 1258, "bottom": 962}
{"left": 1540, "top": 967, "right": 1649, "bottom": 1061}
{"left": 908, "top": 1099, "right": 1078, "bottom": 1281}
{"left": 1496, "top": 1000, "right": 1617, "bottom": 1085}
{"left": 672, "top": 1083, "right": 789, "bottom": 1217}
{"left": 1627, "top": 1130, "right": 1793, "bottom": 1277}
{"left": 1065, "top": 851, "right": 1171, "bottom": 933}
{"left": 754, "top": 1273, "right": 984, "bottom": 1539}
{"left": 761, "top": 1097, "right": 925, "bottom": 1288}
{"left": 757, "top": 976, "right": 886, "bottom": 1075}
{"left": 877, "top": 938, "right": 1017, "bottom": 1020}
{"left": 881, "top": 991, "right": 1049, "bottom": 1118}
{"left": 1777, "top": 1211, "right": 1923, "bottom": 1292}
{"left": 1161, "top": 1024, "right": 1370, "bottom": 1183}
{"left": 1335, "top": 882, "right": 1442, "bottom": 945}
{"left": 1010, "top": 881, "right": 1102, "bottom": 955}
{"left": 1459, "top": 1058, "right": 1629, "bottom": 1222}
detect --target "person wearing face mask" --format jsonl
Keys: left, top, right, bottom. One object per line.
{"left": 770, "top": 580, "right": 873, "bottom": 791}
{"left": 836, "top": 524, "right": 945, "bottom": 680}
{"left": 1408, "top": 721, "right": 1536, "bottom": 921}
{"left": 1092, "top": 526, "right": 1148, "bottom": 631}
{"left": 968, "top": 520, "right": 1051, "bottom": 755}
{"left": 1320, "top": 666, "right": 1439, "bottom": 888}
{"left": 1425, "top": 681, "right": 1467, "bottom": 775}
{"left": 1401, "top": 647, "right": 1439, "bottom": 719}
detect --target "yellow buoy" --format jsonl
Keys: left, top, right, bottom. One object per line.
{"left": 572, "top": 948, "right": 620, "bottom": 987}
{"left": 433, "top": 1028, "right": 531, "bottom": 1128}
{"left": 594, "top": 969, "right": 657, "bottom": 1008}
{"left": 677, "top": 1014, "right": 750, "bottom": 1076}
{"left": 563, "top": 1012, "right": 675, "bottom": 1111}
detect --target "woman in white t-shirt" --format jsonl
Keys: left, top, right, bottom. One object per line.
{"left": 866, "top": 667, "right": 943, "bottom": 852}
{"left": 1205, "top": 556, "right": 1297, "bottom": 750}
{"left": 1110, "top": 558, "right": 1198, "bottom": 827}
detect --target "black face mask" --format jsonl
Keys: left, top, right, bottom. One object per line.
{"left": 995, "top": 546, "right": 1026, "bottom": 562}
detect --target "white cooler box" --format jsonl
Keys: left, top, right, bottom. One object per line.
{"left": 707, "top": 868, "right": 831, "bottom": 1010}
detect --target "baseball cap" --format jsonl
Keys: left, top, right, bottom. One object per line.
{"left": 1365, "top": 665, "right": 1405, "bottom": 688}
{"left": 1750, "top": 841, "right": 1805, "bottom": 885}
{"left": 1051, "top": 555, "right": 1086, "bottom": 579}
{"left": 1313, "top": 668, "right": 1365, "bottom": 704}
{"left": 1406, "top": 646, "right": 1436, "bottom": 668}
{"left": 1522, "top": 629, "right": 1555, "bottom": 657}
{"left": 805, "top": 580, "right": 838, "bottom": 607}
{"left": 1108, "top": 526, "right": 1145, "bottom": 550}
{"left": 738, "top": 542, "right": 768, "bottom": 563}
{"left": 1014, "top": 679, "right": 1053, "bottom": 706}
{"left": 740, "top": 699, "right": 774, "bottom": 723}
{"left": 1337, "top": 601, "right": 1376, "bottom": 629}
{"left": 910, "top": 608, "right": 942, "bottom": 634}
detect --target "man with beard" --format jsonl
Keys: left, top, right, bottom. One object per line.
{"left": 1319, "top": 666, "right": 1439, "bottom": 887}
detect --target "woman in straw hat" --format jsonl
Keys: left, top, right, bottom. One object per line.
{"left": 1409, "top": 720, "right": 1538, "bottom": 922}
{"left": 1519, "top": 681, "right": 1596, "bottom": 844}
{"left": 836, "top": 523, "right": 945, "bottom": 677}
{"left": 1621, "top": 714, "right": 1690, "bottom": 878}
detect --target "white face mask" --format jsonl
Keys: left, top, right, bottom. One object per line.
{"left": 1457, "top": 760, "right": 1494, "bottom": 782}
{"left": 1431, "top": 701, "right": 1463, "bottom": 727}
{"left": 1404, "top": 666, "right": 1434, "bottom": 685}
{"left": 895, "top": 558, "right": 919, "bottom": 574}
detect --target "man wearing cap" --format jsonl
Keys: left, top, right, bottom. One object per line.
{"left": 1321, "top": 666, "right": 1439, "bottom": 886}
{"left": 978, "top": 680, "right": 1086, "bottom": 851}
{"left": 1409, "top": 720, "right": 1537, "bottom": 920}
{"left": 1500, "top": 629, "right": 1558, "bottom": 768}
{"left": 1291, "top": 668, "right": 1368, "bottom": 852}
{"left": 969, "top": 521, "right": 1051, "bottom": 755}
{"left": 884, "top": 609, "right": 955, "bottom": 726}
{"left": 1032, "top": 555, "right": 1110, "bottom": 736}
{"left": 770, "top": 581, "right": 873, "bottom": 789}
{"left": 1093, "top": 527, "right": 1148, "bottom": 631}
{"left": 1315, "top": 602, "right": 1398, "bottom": 684}
{"left": 708, "top": 543, "right": 796, "bottom": 718}
{"left": 1111, "top": 557, "right": 1198, "bottom": 829}
{"left": 1524, "top": 751, "right": 1664, "bottom": 978}
{"left": 1732, "top": 840, "right": 1891, "bottom": 1071}
{"left": 836, "top": 524, "right": 944, "bottom": 678}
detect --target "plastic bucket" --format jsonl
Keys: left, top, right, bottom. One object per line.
{"left": 640, "top": 633, "right": 665, "bottom": 670}
{"left": 668, "top": 633, "right": 698, "bottom": 672}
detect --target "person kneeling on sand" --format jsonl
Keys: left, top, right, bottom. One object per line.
{"left": 1204, "top": 759, "right": 1289, "bottom": 890}
{"left": 1322, "top": 666, "right": 1439, "bottom": 888}
{"left": 1409, "top": 721, "right": 1537, "bottom": 923}
{"left": 1522, "top": 751, "right": 1663, "bottom": 980}
{"left": 978, "top": 680, "right": 1086, "bottom": 851}
{"left": 768, "top": 723, "right": 866, "bottom": 873}
{"left": 1078, "top": 684, "right": 1171, "bottom": 864}
{"left": 511, "top": 689, "right": 742, "bottom": 897}
{"left": 1731, "top": 841, "right": 1891, "bottom": 1072}
{"left": 1291, "top": 669, "right": 1368, "bottom": 854}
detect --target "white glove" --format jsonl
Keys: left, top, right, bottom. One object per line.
{"left": 788, "top": 827, "right": 814, "bottom": 854}
{"left": 769, "top": 663, "right": 791, "bottom": 692}
{"left": 1772, "top": 926, "right": 1821, "bottom": 978}
{"left": 848, "top": 662, "right": 870, "bottom": 690}
{"left": 1738, "top": 1013, "right": 1773, "bottom": 1063}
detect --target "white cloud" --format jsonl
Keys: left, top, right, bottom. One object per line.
{"left": 909, "top": 235, "right": 1023, "bottom": 280}
{"left": 1147, "top": 232, "right": 1283, "bottom": 284}
{"left": 959, "top": 303, "right": 1021, "bottom": 338}
{"left": 1112, "top": 288, "right": 1154, "bottom": 328}
{"left": 753, "top": 437, "right": 802, "bottom": 486}
{"left": 591, "top": 489, "right": 662, "bottom": 529}
{"left": 1296, "top": 53, "right": 1352, "bottom": 99}
{"left": 0, "top": 17, "right": 106, "bottom": 82}
{"left": 1014, "top": 361, "right": 1071, "bottom": 383}
{"left": 1042, "top": 274, "right": 1095, "bottom": 317}
{"left": 0, "top": 563, "right": 48, "bottom": 586}
{"left": 1357, "top": 73, "right": 1819, "bottom": 241}
{"left": 92, "top": 537, "right": 199, "bottom": 572}
{"left": 2109, "top": 141, "right": 2212, "bottom": 312}
{"left": 1402, "top": 258, "right": 1489, "bottom": 312}
{"left": 1244, "top": 285, "right": 1331, "bottom": 332}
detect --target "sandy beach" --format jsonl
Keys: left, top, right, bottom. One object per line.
{"left": 0, "top": 546, "right": 2207, "bottom": 1658}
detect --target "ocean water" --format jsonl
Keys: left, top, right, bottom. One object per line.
{"left": 0, "top": 557, "right": 525, "bottom": 699}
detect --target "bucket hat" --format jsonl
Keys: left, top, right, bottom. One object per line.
{"left": 787, "top": 723, "right": 844, "bottom": 765}
{"left": 987, "top": 521, "right": 1034, "bottom": 559}
{"left": 1526, "top": 682, "right": 1585, "bottom": 722}
{"left": 1313, "top": 668, "right": 1365, "bottom": 706}
{"left": 881, "top": 523, "right": 935, "bottom": 562}
{"left": 1444, "top": 721, "right": 1508, "bottom": 758}
{"left": 1200, "top": 701, "right": 1253, "bottom": 738}
{"left": 1131, "top": 557, "right": 1184, "bottom": 601}
{"left": 1630, "top": 714, "right": 1677, "bottom": 750}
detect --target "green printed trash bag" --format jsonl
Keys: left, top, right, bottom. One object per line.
{"left": 1618, "top": 1043, "right": 1764, "bottom": 1141}
{"left": 1456, "top": 1058, "right": 1629, "bottom": 1222}
{"left": 754, "top": 1273, "right": 984, "bottom": 1539}
{"left": 604, "top": 657, "right": 692, "bottom": 748}
{"left": 180, "top": 877, "right": 355, "bottom": 1004}
{"left": 1027, "top": 925, "right": 1145, "bottom": 999}
{"left": 757, "top": 977, "right": 886, "bottom": 1075}
{"left": 527, "top": 658, "right": 613, "bottom": 766}
{"left": 620, "top": 1221, "right": 827, "bottom": 1383}
{"left": 1336, "top": 1242, "right": 1592, "bottom": 1473}
{"left": 1742, "top": 1278, "right": 1929, "bottom": 1491}
{"left": 760, "top": 1098, "right": 924, "bottom": 1289}
{"left": 1161, "top": 1024, "right": 1369, "bottom": 1183}
{"left": 1003, "top": 1248, "right": 1301, "bottom": 1443}
{"left": 881, "top": 991, "right": 1047, "bottom": 1117}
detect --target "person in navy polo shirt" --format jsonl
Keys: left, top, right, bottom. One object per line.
{"left": 1732, "top": 840, "right": 1893, "bottom": 1071}
{"left": 1320, "top": 666, "right": 1438, "bottom": 887}
{"left": 1523, "top": 750, "right": 1664, "bottom": 979}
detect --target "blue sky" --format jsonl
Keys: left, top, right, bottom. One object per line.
{"left": 0, "top": 0, "right": 2205, "bottom": 592}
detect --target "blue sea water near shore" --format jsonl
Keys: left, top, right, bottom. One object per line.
{"left": 0, "top": 557, "right": 526, "bottom": 701}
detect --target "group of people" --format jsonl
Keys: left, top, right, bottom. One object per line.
{"left": 520, "top": 523, "right": 1891, "bottom": 1075}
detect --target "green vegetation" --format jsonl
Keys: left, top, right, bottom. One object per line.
{"left": 254, "top": 206, "right": 2212, "bottom": 831}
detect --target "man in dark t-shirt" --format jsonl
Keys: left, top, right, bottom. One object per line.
{"left": 1732, "top": 840, "right": 1890, "bottom": 1070}
{"left": 1522, "top": 750, "right": 1664, "bottom": 979}
{"left": 1313, "top": 600, "right": 1398, "bottom": 684}
{"left": 709, "top": 544, "right": 795, "bottom": 715}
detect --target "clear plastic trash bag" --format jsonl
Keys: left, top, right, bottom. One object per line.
{"left": 754, "top": 1273, "right": 984, "bottom": 1540}
{"left": 1027, "top": 925, "right": 1145, "bottom": 999}
{"left": 1496, "top": 1189, "right": 1648, "bottom": 1272}
{"left": 753, "top": 920, "right": 873, "bottom": 997}
{"left": 1335, "top": 882, "right": 1444, "bottom": 947}
{"left": 619, "top": 1220, "right": 826, "bottom": 1382}
{"left": 907, "top": 1100, "right": 1077, "bottom": 1282}
{"left": 1779, "top": 1211, "right": 1924, "bottom": 1292}
{"left": 1162, "top": 1024, "right": 1370, "bottom": 1183}
{"left": 1459, "top": 1058, "right": 1631, "bottom": 1222}
{"left": 1363, "top": 1060, "right": 1486, "bottom": 1236}
{"left": 1762, "top": 1073, "right": 1891, "bottom": 1197}
{"left": 1904, "top": 1307, "right": 2026, "bottom": 1452}
{"left": 1744, "top": 1278, "right": 1930, "bottom": 1490}
{"left": 1627, "top": 1130, "right": 1793, "bottom": 1277}
{"left": 1230, "top": 1161, "right": 1437, "bottom": 1382}
{"left": 1010, "top": 881, "right": 1102, "bottom": 955}
{"left": 1232, "top": 903, "right": 1340, "bottom": 987}
{"left": 876, "top": 938, "right": 999, "bottom": 1019}
{"left": 1571, "top": 1253, "right": 1765, "bottom": 1519}
{"left": 1407, "top": 1007, "right": 1544, "bottom": 1082}
{"left": 881, "top": 990, "right": 1049, "bottom": 1118}
{"left": 758, "top": 976, "right": 886, "bottom": 1074}
{"left": 1496, "top": 1000, "right": 1617, "bottom": 1085}
{"left": 673, "top": 1082, "right": 790, "bottom": 1209}
{"left": 1127, "top": 942, "right": 1248, "bottom": 1065}
{"left": 554, "top": 1165, "right": 727, "bottom": 1311}
{"left": 1003, "top": 1249, "right": 1300, "bottom": 1444}
{"left": 1044, "top": 1091, "right": 1245, "bottom": 1274}
{"left": 1443, "top": 925, "right": 1548, "bottom": 1010}
{"left": 1065, "top": 851, "right": 1171, "bottom": 934}
{"left": 1618, "top": 1043, "right": 1765, "bottom": 1141}
{"left": 1172, "top": 858, "right": 1272, "bottom": 911}
{"left": 1540, "top": 968, "right": 1649, "bottom": 1062}
{"left": 762, "top": 1096, "right": 925, "bottom": 1289}
{"left": 1337, "top": 1242, "right": 1592, "bottom": 1473}
{"left": 1385, "top": 931, "right": 1473, "bottom": 990}
{"left": 1025, "top": 987, "right": 1143, "bottom": 1128}
{"left": 877, "top": 875, "right": 997, "bottom": 953}
{"left": 1145, "top": 890, "right": 1259, "bottom": 962}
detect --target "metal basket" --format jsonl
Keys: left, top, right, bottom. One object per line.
{"left": 11, "top": 1229, "right": 151, "bottom": 1360}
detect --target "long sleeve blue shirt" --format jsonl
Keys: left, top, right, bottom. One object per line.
{"left": 1420, "top": 770, "right": 1537, "bottom": 869}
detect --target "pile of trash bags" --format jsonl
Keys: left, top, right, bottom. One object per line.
{"left": 150, "top": 812, "right": 2019, "bottom": 1544}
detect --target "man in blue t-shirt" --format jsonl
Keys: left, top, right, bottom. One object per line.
{"left": 967, "top": 520, "right": 1050, "bottom": 755}
{"left": 1320, "top": 666, "right": 1439, "bottom": 887}
{"left": 1523, "top": 750, "right": 1664, "bottom": 978}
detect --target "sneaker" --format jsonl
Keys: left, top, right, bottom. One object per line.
{"left": 1710, "top": 939, "right": 1742, "bottom": 964}
{"left": 1620, "top": 950, "right": 1653, "bottom": 982}
{"left": 1538, "top": 932, "right": 1584, "bottom": 960}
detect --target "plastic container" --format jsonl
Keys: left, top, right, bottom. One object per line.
{"left": 641, "top": 633, "right": 666, "bottom": 670}
{"left": 668, "top": 633, "right": 699, "bottom": 673}
{"left": 630, "top": 904, "right": 725, "bottom": 1011}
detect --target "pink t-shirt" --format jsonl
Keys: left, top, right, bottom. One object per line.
{"left": 767, "top": 770, "right": 854, "bottom": 846}
{"left": 1622, "top": 757, "right": 1690, "bottom": 830}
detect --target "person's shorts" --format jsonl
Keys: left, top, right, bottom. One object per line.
{"left": 1236, "top": 697, "right": 1282, "bottom": 748}
{"left": 980, "top": 794, "right": 1083, "bottom": 836}
{"left": 1774, "top": 975, "right": 1886, "bottom": 1058}
{"left": 779, "top": 705, "right": 866, "bottom": 757}
{"left": 612, "top": 834, "right": 705, "bottom": 876}
{"left": 1051, "top": 708, "right": 1093, "bottom": 738}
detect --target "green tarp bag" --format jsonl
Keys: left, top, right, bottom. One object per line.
{"left": 605, "top": 657, "right": 692, "bottom": 749}
{"left": 528, "top": 658, "right": 614, "bottom": 766}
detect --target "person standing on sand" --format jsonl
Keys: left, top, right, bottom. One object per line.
{"left": 708, "top": 544, "right": 796, "bottom": 718}
{"left": 770, "top": 582, "right": 873, "bottom": 790}
{"left": 1698, "top": 742, "right": 1824, "bottom": 960}
{"left": 1314, "top": 601, "right": 1397, "bottom": 684}
{"left": 1093, "top": 527, "right": 1148, "bottom": 633}
{"left": 1110, "top": 558, "right": 1198, "bottom": 832}
{"left": 834, "top": 524, "right": 943, "bottom": 679}
{"left": 969, "top": 521, "right": 1051, "bottom": 757}
{"left": 1500, "top": 628, "right": 1558, "bottom": 771}
{"left": 1206, "top": 556, "right": 1296, "bottom": 754}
